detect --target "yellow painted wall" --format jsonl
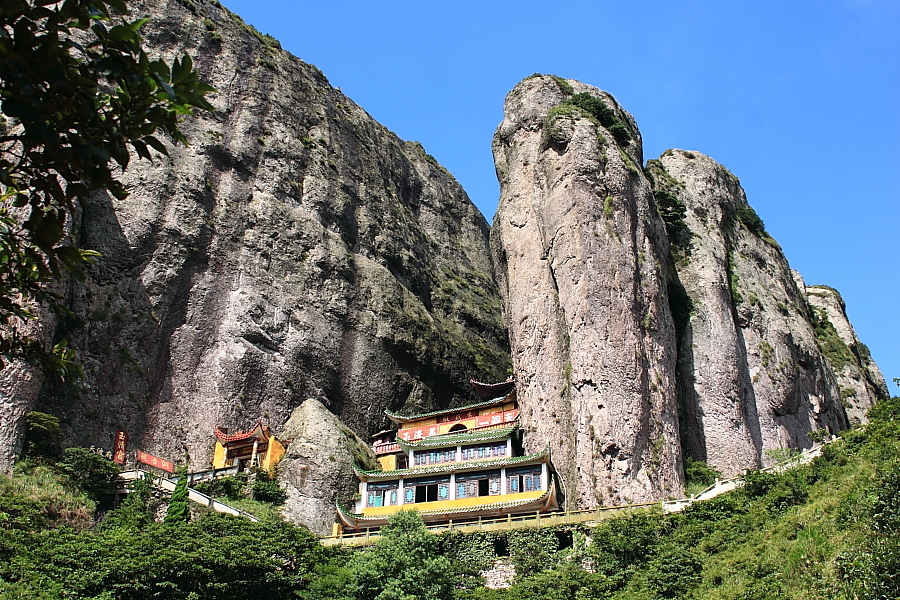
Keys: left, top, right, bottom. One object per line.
{"left": 378, "top": 454, "right": 398, "bottom": 471}
{"left": 212, "top": 441, "right": 228, "bottom": 469}
{"left": 360, "top": 489, "right": 546, "bottom": 517}
{"left": 262, "top": 437, "right": 286, "bottom": 476}
{"left": 212, "top": 437, "right": 285, "bottom": 475}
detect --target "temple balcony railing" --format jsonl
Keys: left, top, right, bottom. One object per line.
{"left": 373, "top": 442, "right": 401, "bottom": 455}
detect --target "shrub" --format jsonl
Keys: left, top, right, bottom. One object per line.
{"left": 684, "top": 457, "right": 721, "bottom": 488}
{"left": 641, "top": 545, "right": 703, "bottom": 599}
{"left": 350, "top": 510, "right": 455, "bottom": 600}
{"left": 0, "top": 493, "right": 48, "bottom": 531}
{"left": 871, "top": 464, "right": 900, "bottom": 534}
{"left": 549, "top": 75, "right": 573, "bottom": 96}
{"left": 735, "top": 206, "right": 766, "bottom": 236}
{"left": 102, "top": 475, "right": 152, "bottom": 530}
{"left": 811, "top": 307, "right": 856, "bottom": 370}
{"left": 508, "top": 562, "right": 612, "bottom": 600}
{"left": 252, "top": 470, "right": 287, "bottom": 505}
{"left": 54, "top": 448, "right": 120, "bottom": 501}
{"left": 22, "top": 412, "right": 60, "bottom": 459}
{"left": 193, "top": 474, "right": 249, "bottom": 501}
{"left": 563, "top": 93, "right": 632, "bottom": 145}
{"left": 868, "top": 396, "right": 900, "bottom": 423}
{"left": 742, "top": 470, "right": 779, "bottom": 498}
{"left": 164, "top": 468, "right": 190, "bottom": 524}
{"left": 507, "top": 528, "right": 559, "bottom": 578}
{"left": 652, "top": 188, "right": 688, "bottom": 239}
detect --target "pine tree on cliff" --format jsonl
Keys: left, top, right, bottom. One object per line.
{"left": 164, "top": 468, "right": 190, "bottom": 524}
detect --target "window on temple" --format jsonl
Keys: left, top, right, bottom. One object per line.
{"left": 406, "top": 475, "right": 451, "bottom": 503}
{"left": 456, "top": 470, "right": 502, "bottom": 498}
{"left": 413, "top": 448, "right": 456, "bottom": 466}
{"left": 507, "top": 465, "right": 542, "bottom": 493}
{"left": 367, "top": 481, "right": 399, "bottom": 507}
{"left": 460, "top": 443, "right": 507, "bottom": 461}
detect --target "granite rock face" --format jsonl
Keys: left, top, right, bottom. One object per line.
{"left": 277, "top": 398, "right": 377, "bottom": 536}
{"left": 4, "top": 0, "right": 509, "bottom": 474}
{"left": 805, "top": 284, "right": 888, "bottom": 423}
{"left": 491, "top": 76, "right": 682, "bottom": 506}
{"left": 652, "top": 150, "right": 849, "bottom": 475}
{"left": 491, "top": 75, "right": 883, "bottom": 502}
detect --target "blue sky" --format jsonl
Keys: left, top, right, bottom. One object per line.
{"left": 221, "top": 0, "right": 899, "bottom": 393}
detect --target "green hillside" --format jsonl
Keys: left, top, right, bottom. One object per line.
{"left": 2, "top": 398, "right": 898, "bottom": 599}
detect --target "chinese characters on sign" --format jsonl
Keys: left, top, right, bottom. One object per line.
{"left": 136, "top": 450, "right": 174, "bottom": 473}
{"left": 88, "top": 445, "right": 113, "bottom": 460}
{"left": 113, "top": 431, "right": 128, "bottom": 465}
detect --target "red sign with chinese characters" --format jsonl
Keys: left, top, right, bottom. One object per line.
{"left": 113, "top": 431, "right": 128, "bottom": 465}
{"left": 136, "top": 450, "right": 174, "bottom": 473}
{"left": 476, "top": 409, "right": 518, "bottom": 428}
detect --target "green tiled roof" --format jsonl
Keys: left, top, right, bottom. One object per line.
{"left": 384, "top": 396, "right": 513, "bottom": 424}
{"left": 398, "top": 425, "right": 518, "bottom": 451}
{"left": 353, "top": 449, "right": 549, "bottom": 481}
{"left": 336, "top": 478, "right": 556, "bottom": 522}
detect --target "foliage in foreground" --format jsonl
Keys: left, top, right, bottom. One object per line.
{"left": 1, "top": 398, "right": 898, "bottom": 599}
{"left": 0, "top": 0, "right": 214, "bottom": 371}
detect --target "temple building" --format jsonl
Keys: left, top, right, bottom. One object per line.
{"left": 336, "top": 377, "right": 559, "bottom": 533}
{"left": 212, "top": 421, "right": 285, "bottom": 476}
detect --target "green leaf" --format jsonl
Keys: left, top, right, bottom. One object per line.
{"left": 144, "top": 135, "right": 169, "bottom": 155}
{"left": 105, "top": 0, "right": 130, "bottom": 14}
{"left": 107, "top": 24, "right": 136, "bottom": 42}
{"left": 131, "top": 139, "right": 151, "bottom": 161}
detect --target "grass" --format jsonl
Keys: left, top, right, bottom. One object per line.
{"left": 0, "top": 461, "right": 95, "bottom": 529}
{"left": 227, "top": 497, "right": 284, "bottom": 522}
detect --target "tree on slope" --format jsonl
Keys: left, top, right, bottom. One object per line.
{"left": 0, "top": 0, "right": 214, "bottom": 372}
{"left": 350, "top": 510, "right": 455, "bottom": 600}
{"left": 164, "top": 467, "right": 189, "bottom": 524}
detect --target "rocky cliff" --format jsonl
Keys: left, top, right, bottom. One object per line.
{"left": 491, "top": 76, "right": 682, "bottom": 506}
{"left": 491, "top": 75, "right": 884, "bottom": 502}
{"left": 0, "top": 2, "right": 887, "bottom": 527}
{"left": 651, "top": 150, "right": 849, "bottom": 475}
{"left": 804, "top": 284, "right": 888, "bottom": 423}
{"left": 2, "top": 0, "right": 510, "bottom": 472}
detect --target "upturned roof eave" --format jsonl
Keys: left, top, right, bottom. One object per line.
{"left": 384, "top": 395, "right": 514, "bottom": 425}
{"left": 213, "top": 421, "right": 269, "bottom": 444}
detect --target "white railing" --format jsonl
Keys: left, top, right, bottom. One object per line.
{"left": 118, "top": 469, "right": 259, "bottom": 522}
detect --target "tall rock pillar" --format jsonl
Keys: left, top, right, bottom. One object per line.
{"left": 491, "top": 76, "right": 682, "bottom": 507}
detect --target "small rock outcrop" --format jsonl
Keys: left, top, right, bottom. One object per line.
{"left": 277, "top": 398, "right": 376, "bottom": 536}
{"left": 805, "top": 284, "right": 888, "bottom": 422}
{"left": 492, "top": 75, "right": 682, "bottom": 506}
